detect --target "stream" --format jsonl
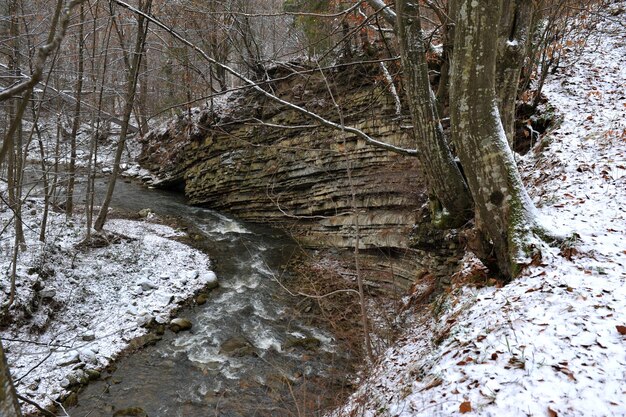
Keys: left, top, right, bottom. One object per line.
{"left": 64, "top": 179, "right": 352, "bottom": 416}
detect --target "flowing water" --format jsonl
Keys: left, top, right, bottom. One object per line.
{"left": 64, "top": 179, "right": 352, "bottom": 416}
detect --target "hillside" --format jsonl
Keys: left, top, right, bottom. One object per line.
{"left": 331, "top": 5, "right": 626, "bottom": 417}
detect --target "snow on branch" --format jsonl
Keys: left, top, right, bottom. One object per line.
{"left": 365, "top": 0, "right": 397, "bottom": 28}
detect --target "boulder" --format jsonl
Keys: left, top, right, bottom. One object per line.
{"left": 169, "top": 317, "right": 192, "bottom": 333}
{"left": 283, "top": 336, "right": 322, "bottom": 351}
{"left": 195, "top": 294, "right": 208, "bottom": 305}
{"left": 219, "top": 336, "right": 256, "bottom": 357}
{"left": 138, "top": 208, "right": 153, "bottom": 218}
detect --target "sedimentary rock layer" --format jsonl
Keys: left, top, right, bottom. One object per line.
{"left": 139, "top": 61, "right": 424, "bottom": 249}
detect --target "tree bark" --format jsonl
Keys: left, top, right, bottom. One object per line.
{"left": 396, "top": 0, "right": 473, "bottom": 227}
{"left": 66, "top": 3, "right": 86, "bottom": 216}
{"left": 0, "top": 340, "right": 22, "bottom": 417}
{"left": 496, "top": 0, "right": 534, "bottom": 146}
{"left": 435, "top": 0, "right": 458, "bottom": 116}
{"left": 450, "top": 0, "right": 540, "bottom": 278}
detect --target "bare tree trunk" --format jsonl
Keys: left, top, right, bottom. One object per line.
{"left": 66, "top": 3, "right": 86, "bottom": 216}
{"left": 136, "top": 51, "right": 149, "bottom": 134}
{"left": 35, "top": 123, "right": 51, "bottom": 242}
{"left": 396, "top": 0, "right": 473, "bottom": 227}
{"left": 0, "top": 340, "right": 22, "bottom": 417}
{"left": 451, "top": 0, "right": 541, "bottom": 278}
{"left": 94, "top": 0, "right": 151, "bottom": 231}
{"left": 435, "top": 0, "right": 457, "bottom": 116}
{"left": 496, "top": 0, "right": 534, "bottom": 146}
{"left": 5, "top": 0, "right": 25, "bottom": 249}
{"left": 86, "top": 5, "right": 111, "bottom": 237}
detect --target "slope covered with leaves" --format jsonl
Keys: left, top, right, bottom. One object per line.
{"left": 332, "top": 4, "right": 626, "bottom": 417}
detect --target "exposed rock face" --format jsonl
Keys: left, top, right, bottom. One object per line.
{"left": 139, "top": 61, "right": 425, "bottom": 249}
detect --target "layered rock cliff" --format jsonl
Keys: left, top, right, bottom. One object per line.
{"left": 138, "top": 61, "right": 425, "bottom": 250}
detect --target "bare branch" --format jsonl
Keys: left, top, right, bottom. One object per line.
{"left": 16, "top": 394, "right": 56, "bottom": 417}
{"left": 365, "top": 0, "right": 397, "bottom": 28}
{"left": 0, "top": 0, "right": 88, "bottom": 102}
{"left": 110, "top": 0, "right": 417, "bottom": 157}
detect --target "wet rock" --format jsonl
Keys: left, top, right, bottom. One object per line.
{"left": 283, "top": 336, "right": 321, "bottom": 351}
{"left": 219, "top": 336, "right": 256, "bottom": 357}
{"left": 76, "top": 370, "right": 90, "bottom": 385}
{"left": 195, "top": 294, "right": 208, "bottom": 305}
{"left": 170, "top": 317, "right": 192, "bottom": 333}
{"left": 113, "top": 407, "right": 148, "bottom": 417}
{"left": 85, "top": 369, "right": 101, "bottom": 381}
{"left": 136, "top": 313, "right": 153, "bottom": 327}
{"left": 138, "top": 208, "right": 153, "bottom": 218}
{"left": 129, "top": 333, "right": 162, "bottom": 350}
{"left": 201, "top": 271, "right": 219, "bottom": 290}
{"left": 154, "top": 324, "right": 165, "bottom": 335}
{"left": 61, "top": 370, "right": 86, "bottom": 388}
{"left": 63, "top": 392, "right": 78, "bottom": 408}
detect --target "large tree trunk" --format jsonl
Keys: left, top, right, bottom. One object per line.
{"left": 0, "top": 341, "right": 22, "bottom": 417}
{"left": 396, "top": 0, "right": 473, "bottom": 227}
{"left": 450, "top": 0, "right": 541, "bottom": 278}
{"left": 496, "top": 0, "right": 534, "bottom": 146}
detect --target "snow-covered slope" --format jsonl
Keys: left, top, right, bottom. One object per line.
{"left": 0, "top": 209, "right": 215, "bottom": 414}
{"left": 332, "top": 5, "right": 626, "bottom": 417}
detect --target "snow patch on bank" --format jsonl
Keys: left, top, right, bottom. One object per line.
{"left": 0, "top": 206, "right": 214, "bottom": 414}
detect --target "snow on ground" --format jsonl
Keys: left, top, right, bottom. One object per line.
{"left": 332, "top": 5, "right": 626, "bottom": 417}
{"left": 0, "top": 204, "right": 216, "bottom": 414}
{"left": 22, "top": 113, "right": 159, "bottom": 183}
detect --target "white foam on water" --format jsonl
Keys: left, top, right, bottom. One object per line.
{"left": 249, "top": 327, "right": 282, "bottom": 352}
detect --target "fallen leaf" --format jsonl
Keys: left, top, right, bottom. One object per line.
{"left": 460, "top": 401, "right": 472, "bottom": 414}
{"left": 616, "top": 325, "right": 626, "bottom": 335}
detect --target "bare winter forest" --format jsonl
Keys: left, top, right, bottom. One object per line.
{"left": 1, "top": 1, "right": 625, "bottom": 416}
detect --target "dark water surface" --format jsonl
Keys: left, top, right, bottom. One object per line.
{"left": 63, "top": 179, "right": 351, "bottom": 417}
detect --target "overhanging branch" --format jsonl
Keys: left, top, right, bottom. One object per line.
{"left": 110, "top": 0, "right": 417, "bottom": 157}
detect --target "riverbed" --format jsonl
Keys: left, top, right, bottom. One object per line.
{"left": 65, "top": 179, "right": 354, "bottom": 417}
